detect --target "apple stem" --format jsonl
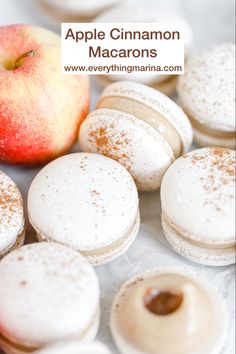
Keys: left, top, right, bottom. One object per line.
{"left": 14, "top": 49, "right": 37, "bottom": 69}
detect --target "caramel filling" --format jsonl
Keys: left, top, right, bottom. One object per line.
{"left": 35, "top": 212, "right": 139, "bottom": 259}
{"left": 188, "top": 114, "right": 235, "bottom": 139}
{"left": 144, "top": 290, "right": 183, "bottom": 315}
{"left": 163, "top": 212, "right": 235, "bottom": 249}
{"left": 98, "top": 96, "right": 182, "bottom": 158}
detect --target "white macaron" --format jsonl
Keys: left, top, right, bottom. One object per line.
{"left": 110, "top": 267, "right": 227, "bottom": 354}
{"left": 35, "top": 340, "right": 111, "bottom": 354}
{"left": 79, "top": 81, "right": 193, "bottom": 191}
{"left": 38, "top": 0, "right": 123, "bottom": 22}
{"left": 94, "top": 4, "right": 193, "bottom": 95}
{"left": 0, "top": 242, "right": 100, "bottom": 354}
{"left": 28, "top": 153, "right": 140, "bottom": 266}
{"left": 0, "top": 170, "right": 25, "bottom": 258}
{"left": 177, "top": 43, "right": 235, "bottom": 149}
{"left": 161, "top": 147, "right": 235, "bottom": 266}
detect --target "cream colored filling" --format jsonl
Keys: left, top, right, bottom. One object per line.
{"left": 163, "top": 212, "right": 235, "bottom": 249}
{"left": 36, "top": 212, "right": 139, "bottom": 259}
{"left": 97, "top": 96, "right": 182, "bottom": 158}
{"left": 0, "top": 307, "right": 99, "bottom": 354}
{"left": 188, "top": 113, "right": 235, "bottom": 139}
{"left": 117, "top": 273, "right": 219, "bottom": 354}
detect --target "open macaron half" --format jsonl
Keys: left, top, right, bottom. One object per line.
{"left": 28, "top": 153, "right": 140, "bottom": 266}
{"left": 0, "top": 243, "right": 100, "bottom": 354}
{"left": 79, "top": 81, "right": 193, "bottom": 191}
{"left": 110, "top": 267, "right": 227, "bottom": 354}
{"left": 161, "top": 147, "right": 235, "bottom": 266}
{"left": 177, "top": 43, "right": 235, "bottom": 149}
{"left": 0, "top": 170, "right": 25, "bottom": 258}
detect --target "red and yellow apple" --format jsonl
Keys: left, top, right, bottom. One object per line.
{"left": 0, "top": 25, "right": 89, "bottom": 164}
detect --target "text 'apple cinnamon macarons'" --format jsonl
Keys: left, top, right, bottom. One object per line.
{"left": 94, "top": 3, "right": 193, "bottom": 95}
{"left": 161, "top": 147, "right": 235, "bottom": 266}
{"left": 79, "top": 81, "right": 193, "bottom": 191}
{"left": 35, "top": 340, "right": 111, "bottom": 354}
{"left": 0, "top": 170, "right": 25, "bottom": 258}
{"left": 0, "top": 25, "right": 89, "bottom": 165}
{"left": 110, "top": 267, "right": 227, "bottom": 354}
{"left": 177, "top": 43, "right": 235, "bottom": 149}
{"left": 0, "top": 242, "right": 100, "bottom": 354}
{"left": 28, "top": 153, "right": 140, "bottom": 266}
{"left": 38, "top": 0, "right": 123, "bottom": 22}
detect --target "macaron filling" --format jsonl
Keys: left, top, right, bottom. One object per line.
{"left": 35, "top": 211, "right": 139, "bottom": 262}
{"left": 162, "top": 212, "right": 235, "bottom": 249}
{"left": 188, "top": 114, "right": 235, "bottom": 138}
{"left": 144, "top": 289, "right": 183, "bottom": 315}
{"left": 98, "top": 96, "right": 183, "bottom": 158}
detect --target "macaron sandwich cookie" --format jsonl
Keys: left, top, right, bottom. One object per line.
{"left": 111, "top": 267, "right": 227, "bottom": 354}
{"left": 80, "top": 81, "right": 193, "bottom": 191}
{"left": 0, "top": 170, "right": 25, "bottom": 258}
{"left": 28, "top": 153, "right": 140, "bottom": 266}
{"left": 161, "top": 147, "right": 235, "bottom": 266}
{"left": 94, "top": 4, "right": 193, "bottom": 95}
{"left": 38, "top": 0, "right": 123, "bottom": 22}
{"left": 177, "top": 43, "right": 235, "bottom": 149}
{"left": 0, "top": 242, "right": 100, "bottom": 354}
{"left": 35, "top": 340, "right": 111, "bottom": 354}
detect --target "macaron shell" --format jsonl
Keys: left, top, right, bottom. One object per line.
{"left": 162, "top": 213, "right": 235, "bottom": 266}
{"left": 161, "top": 148, "right": 235, "bottom": 245}
{"left": 99, "top": 81, "right": 193, "bottom": 153}
{"left": 35, "top": 340, "right": 112, "bottom": 354}
{"left": 79, "top": 109, "right": 174, "bottom": 191}
{"left": 177, "top": 43, "right": 235, "bottom": 132}
{"left": 28, "top": 153, "right": 139, "bottom": 252}
{"left": 0, "top": 170, "right": 25, "bottom": 256}
{"left": 110, "top": 267, "right": 227, "bottom": 354}
{"left": 193, "top": 127, "right": 236, "bottom": 149}
{"left": 0, "top": 243, "right": 100, "bottom": 347}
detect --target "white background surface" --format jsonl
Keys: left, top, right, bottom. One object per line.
{"left": 0, "top": 0, "right": 235, "bottom": 353}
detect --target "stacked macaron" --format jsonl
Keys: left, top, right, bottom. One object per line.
{"left": 28, "top": 153, "right": 140, "bottom": 266}
{"left": 38, "top": 0, "right": 123, "bottom": 23}
{"left": 177, "top": 43, "right": 235, "bottom": 148}
{"left": 161, "top": 147, "right": 235, "bottom": 266}
{"left": 94, "top": 3, "right": 193, "bottom": 95}
{"left": 80, "top": 81, "right": 193, "bottom": 191}
{"left": 0, "top": 243, "right": 100, "bottom": 354}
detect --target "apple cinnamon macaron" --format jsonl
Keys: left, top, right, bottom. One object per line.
{"left": 111, "top": 267, "right": 227, "bottom": 354}
{"left": 28, "top": 153, "right": 140, "bottom": 266}
{"left": 161, "top": 147, "right": 235, "bottom": 266}
{"left": 177, "top": 43, "right": 235, "bottom": 148}
{"left": 0, "top": 170, "right": 25, "bottom": 258}
{"left": 80, "top": 81, "right": 193, "bottom": 191}
{"left": 38, "top": 0, "right": 123, "bottom": 22}
{"left": 35, "top": 340, "right": 111, "bottom": 354}
{"left": 94, "top": 4, "right": 193, "bottom": 95}
{"left": 0, "top": 242, "right": 100, "bottom": 354}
